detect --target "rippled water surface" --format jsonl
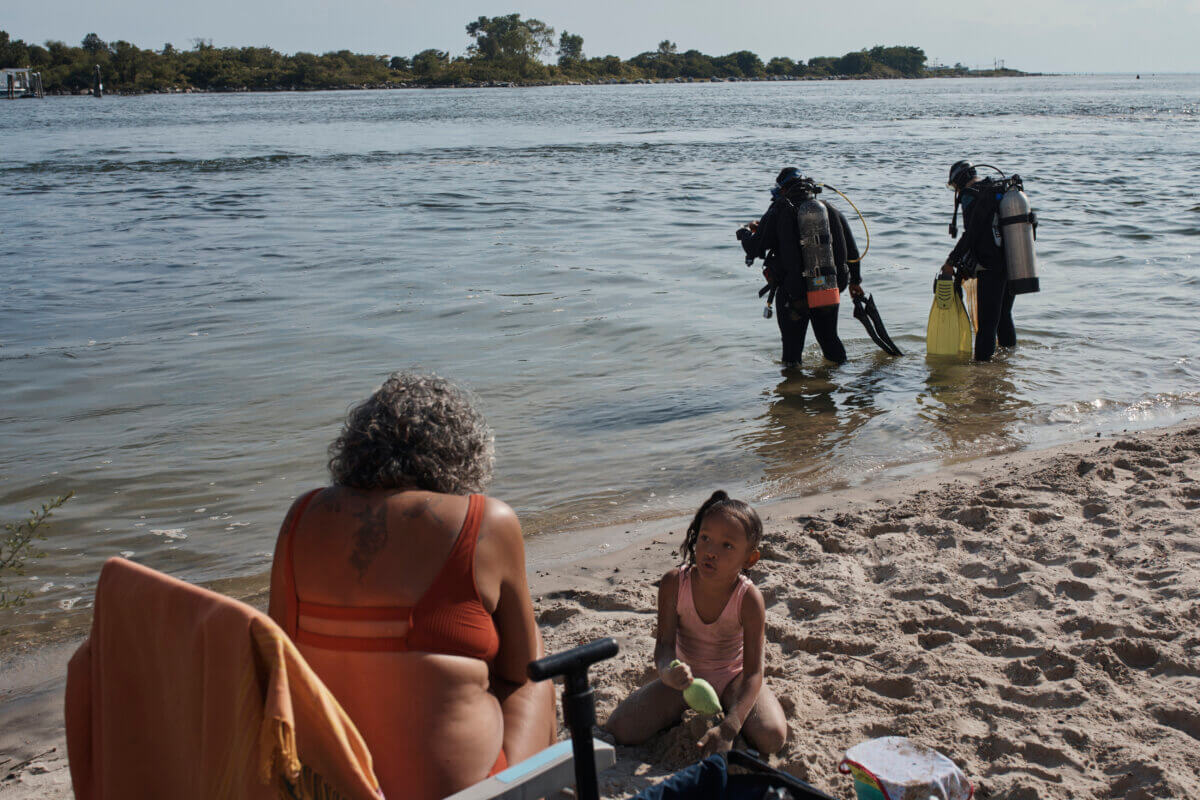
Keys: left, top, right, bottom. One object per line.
{"left": 2, "top": 75, "right": 1198, "bottom": 631}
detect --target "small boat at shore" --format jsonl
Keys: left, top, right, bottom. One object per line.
{"left": 3, "top": 67, "right": 45, "bottom": 99}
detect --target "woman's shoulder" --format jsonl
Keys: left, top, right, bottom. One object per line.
{"left": 471, "top": 495, "right": 526, "bottom": 568}
{"left": 476, "top": 494, "right": 518, "bottom": 526}
{"left": 278, "top": 486, "right": 329, "bottom": 534}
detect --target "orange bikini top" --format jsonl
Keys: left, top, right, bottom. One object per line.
{"left": 278, "top": 489, "right": 500, "bottom": 662}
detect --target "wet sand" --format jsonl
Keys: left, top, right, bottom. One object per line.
{"left": 4, "top": 420, "right": 1199, "bottom": 799}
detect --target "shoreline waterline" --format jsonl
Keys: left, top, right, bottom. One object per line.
{"left": 0, "top": 410, "right": 1193, "bottom": 654}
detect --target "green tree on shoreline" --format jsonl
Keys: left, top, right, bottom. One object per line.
{"left": 0, "top": 21, "right": 1018, "bottom": 95}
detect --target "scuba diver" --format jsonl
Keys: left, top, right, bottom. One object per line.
{"left": 737, "top": 167, "right": 872, "bottom": 367}
{"left": 939, "top": 159, "right": 1040, "bottom": 361}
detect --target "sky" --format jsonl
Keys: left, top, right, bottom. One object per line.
{"left": 5, "top": 0, "right": 1199, "bottom": 74}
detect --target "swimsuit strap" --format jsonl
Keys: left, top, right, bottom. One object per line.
{"left": 280, "top": 488, "right": 323, "bottom": 638}
{"left": 412, "top": 494, "right": 486, "bottom": 617}
{"left": 728, "top": 573, "right": 753, "bottom": 623}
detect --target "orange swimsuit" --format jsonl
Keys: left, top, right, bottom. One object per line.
{"left": 275, "top": 489, "right": 507, "bottom": 775}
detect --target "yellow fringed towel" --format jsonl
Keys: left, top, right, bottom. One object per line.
{"left": 65, "top": 557, "right": 381, "bottom": 800}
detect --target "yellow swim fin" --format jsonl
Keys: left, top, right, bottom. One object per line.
{"left": 962, "top": 277, "right": 979, "bottom": 333}
{"left": 926, "top": 278, "right": 973, "bottom": 357}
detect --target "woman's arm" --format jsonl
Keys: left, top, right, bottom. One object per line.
{"left": 478, "top": 497, "right": 556, "bottom": 761}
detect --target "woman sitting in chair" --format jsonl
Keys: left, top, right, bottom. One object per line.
{"left": 269, "top": 371, "right": 555, "bottom": 799}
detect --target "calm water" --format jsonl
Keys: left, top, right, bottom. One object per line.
{"left": 2, "top": 76, "right": 1198, "bottom": 636}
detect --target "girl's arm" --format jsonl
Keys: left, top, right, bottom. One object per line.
{"left": 654, "top": 568, "right": 691, "bottom": 689}
{"left": 700, "top": 585, "right": 766, "bottom": 753}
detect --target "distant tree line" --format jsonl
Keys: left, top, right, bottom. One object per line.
{"left": 0, "top": 18, "right": 944, "bottom": 94}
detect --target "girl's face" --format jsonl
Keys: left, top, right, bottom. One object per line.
{"left": 694, "top": 512, "right": 760, "bottom": 582}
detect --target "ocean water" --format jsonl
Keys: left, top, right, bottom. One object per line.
{"left": 1, "top": 75, "right": 1197, "bottom": 637}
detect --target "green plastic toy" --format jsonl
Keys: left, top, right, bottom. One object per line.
{"left": 670, "top": 659, "right": 723, "bottom": 715}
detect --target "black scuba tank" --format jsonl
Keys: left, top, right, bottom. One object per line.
{"left": 795, "top": 197, "right": 840, "bottom": 308}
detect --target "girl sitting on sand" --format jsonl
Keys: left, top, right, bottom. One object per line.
{"left": 605, "top": 491, "right": 788, "bottom": 755}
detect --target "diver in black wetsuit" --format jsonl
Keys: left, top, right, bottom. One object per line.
{"left": 737, "top": 167, "right": 866, "bottom": 367}
{"left": 942, "top": 160, "right": 1016, "bottom": 362}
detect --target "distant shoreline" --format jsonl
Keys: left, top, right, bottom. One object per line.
{"left": 32, "top": 71, "right": 1046, "bottom": 97}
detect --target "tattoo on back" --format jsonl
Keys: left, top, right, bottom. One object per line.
{"left": 350, "top": 504, "right": 388, "bottom": 580}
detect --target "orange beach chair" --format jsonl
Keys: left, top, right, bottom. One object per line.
{"left": 64, "top": 557, "right": 614, "bottom": 800}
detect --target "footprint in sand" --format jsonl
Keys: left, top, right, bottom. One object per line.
{"left": 1070, "top": 641, "right": 1132, "bottom": 683}
{"left": 1055, "top": 579, "right": 1096, "bottom": 601}
{"left": 862, "top": 675, "right": 917, "bottom": 700}
{"left": 1032, "top": 648, "right": 1078, "bottom": 681}
{"left": 1109, "top": 763, "right": 1175, "bottom": 799}
{"left": 901, "top": 615, "right": 969, "bottom": 636}
{"left": 918, "top": 631, "right": 955, "bottom": 649}
{"left": 1153, "top": 705, "right": 1200, "bottom": 742}
{"left": 1020, "top": 740, "right": 1083, "bottom": 770}
{"left": 785, "top": 594, "right": 836, "bottom": 620}
{"left": 943, "top": 505, "right": 994, "bottom": 531}
{"left": 1003, "top": 659, "right": 1042, "bottom": 686}
{"left": 537, "top": 604, "right": 583, "bottom": 626}
{"left": 1110, "top": 637, "right": 1160, "bottom": 670}
{"left": 999, "top": 684, "right": 1087, "bottom": 709}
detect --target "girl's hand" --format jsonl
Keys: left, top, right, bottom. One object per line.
{"left": 661, "top": 660, "right": 692, "bottom": 691}
{"left": 697, "top": 723, "right": 736, "bottom": 756}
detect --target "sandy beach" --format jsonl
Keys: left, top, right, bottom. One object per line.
{"left": 3, "top": 420, "right": 1198, "bottom": 799}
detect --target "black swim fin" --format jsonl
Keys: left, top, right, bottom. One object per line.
{"left": 853, "top": 295, "right": 903, "bottom": 356}
{"left": 864, "top": 295, "right": 902, "bottom": 356}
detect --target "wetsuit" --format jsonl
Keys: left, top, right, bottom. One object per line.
{"left": 740, "top": 191, "right": 862, "bottom": 365}
{"left": 947, "top": 179, "right": 1016, "bottom": 361}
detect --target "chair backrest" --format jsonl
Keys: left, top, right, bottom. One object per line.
{"left": 65, "top": 557, "right": 381, "bottom": 800}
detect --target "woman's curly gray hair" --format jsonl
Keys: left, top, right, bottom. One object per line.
{"left": 328, "top": 372, "right": 495, "bottom": 493}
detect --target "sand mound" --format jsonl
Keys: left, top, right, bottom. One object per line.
{"left": 538, "top": 425, "right": 1200, "bottom": 799}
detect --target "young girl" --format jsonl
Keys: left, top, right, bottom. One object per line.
{"left": 605, "top": 491, "right": 787, "bottom": 755}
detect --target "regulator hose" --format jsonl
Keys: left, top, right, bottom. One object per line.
{"left": 820, "top": 183, "right": 869, "bottom": 263}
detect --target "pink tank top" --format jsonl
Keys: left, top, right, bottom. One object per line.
{"left": 675, "top": 564, "right": 752, "bottom": 676}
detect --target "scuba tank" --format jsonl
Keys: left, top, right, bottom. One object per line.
{"left": 795, "top": 196, "right": 840, "bottom": 308}
{"left": 997, "top": 175, "right": 1040, "bottom": 294}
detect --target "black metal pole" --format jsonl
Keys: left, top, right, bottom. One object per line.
{"left": 527, "top": 637, "right": 619, "bottom": 800}
{"left": 563, "top": 671, "right": 599, "bottom": 800}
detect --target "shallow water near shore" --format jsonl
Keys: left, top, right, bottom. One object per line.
{"left": 1, "top": 75, "right": 1198, "bottom": 637}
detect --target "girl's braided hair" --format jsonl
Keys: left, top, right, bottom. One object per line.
{"left": 679, "top": 490, "right": 763, "bottom": 565}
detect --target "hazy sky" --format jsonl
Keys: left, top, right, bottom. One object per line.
{"left": 6, "top": 0, "right": 1199, "bottom": 74}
